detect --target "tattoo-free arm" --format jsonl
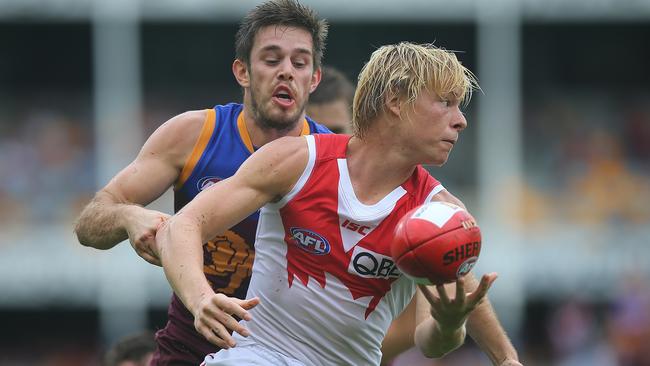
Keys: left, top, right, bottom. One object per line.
{"left": 74, "top": 111, "right": 204, "bottom": 256}
{"left": 157, "top": 136, "right": 309, "bottom": 345}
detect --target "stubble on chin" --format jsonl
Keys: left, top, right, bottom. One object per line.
{"left": 252, "top": 99, "right": 304, "bottom": 132}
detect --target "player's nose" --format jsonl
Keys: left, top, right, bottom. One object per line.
{"left": 453, "top": 107, "right": 467, "bottom": 131}
{"left": 277, "top": 59, "right": 294, "bottom": 81}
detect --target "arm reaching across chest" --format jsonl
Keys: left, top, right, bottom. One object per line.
{"left": 156, "top": 135, "right": 309, "bottom": 348}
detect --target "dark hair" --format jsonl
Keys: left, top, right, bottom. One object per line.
{"left": 103, "top": 332, "right": 156, "bottom": 366}
{"left": 309, "top": 65, "right": 354, "bottom": 105}
{"left": 235, "top": 0, "right": 328, "bottom": 69}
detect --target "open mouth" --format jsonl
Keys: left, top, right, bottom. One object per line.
{"left": 272, "top": 87, "right": 294, "bottom": 108}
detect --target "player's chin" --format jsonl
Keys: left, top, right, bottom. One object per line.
{"left": 425, "top": 152, "right": 450, "bottom": 167}
{"left": 266, "top": 112, "right": 302, "bottom": 130}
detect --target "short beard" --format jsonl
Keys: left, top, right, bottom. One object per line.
{"left": 249, "top": 81, "right": 303, "bottom": 132}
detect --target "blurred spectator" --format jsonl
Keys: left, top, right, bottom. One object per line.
{"left": 523, "top": 95, "right": 650, "bottom": 226}
{"left": 306, "top": 65, "right": 354, "bottom": 133}
{"left": 606, "top": 274, "right": 650, "bottom": 366}
{"left": 0, "top": 107, "right": 94, "bottom": 230}
{"left": 624, "top": 104, "right": 650, "bottom": 162}
{"left": 104, "top": 331, "right": 156, "bottom": 366}
{"left": 546, "top": 298, "right": 616, "bottom": 366}
{"left": 390, "top": 343, "right": 491, "bottom": 366}
{"left": 565, "top": 128, "right": 650, "bottom": 225}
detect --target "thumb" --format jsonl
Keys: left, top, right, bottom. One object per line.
{"left": 236, "top": 297, "right": 260, "bottom": 310}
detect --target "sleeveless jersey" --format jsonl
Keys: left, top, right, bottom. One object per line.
{"left": 154, "top": 103, "right": 331, "bottom": 363}
{"left": 232, "top": 134, "right": 444, "bottom": 365}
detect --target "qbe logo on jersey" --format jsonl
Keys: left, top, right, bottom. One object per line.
{"left": 348, "top": 246, "right": 401, "bottom": 279}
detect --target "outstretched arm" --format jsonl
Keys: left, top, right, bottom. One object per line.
{"left": 74, "top": 110, "right": 205, "bottom": 265}
{"left": 156, "top": 136, "right": 309, "bottom": 349}
{"left": 433, "top": 190, "right": 521, "bottom": 365}
{"left": 414, "top": 273, "right": 497, "bottom": 358}
{"left": 464, "top": 274, "right": 520, "bottom": 365}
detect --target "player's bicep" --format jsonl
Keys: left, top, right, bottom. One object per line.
{"left": 100, "top": 110, "right": 205, "bottom": 206}
{"left": 101, "top": 152, "right": 179, "bottom": 206}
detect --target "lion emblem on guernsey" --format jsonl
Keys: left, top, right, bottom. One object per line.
{"left": 203, "top": 230, "right": 255, "bottom": 295}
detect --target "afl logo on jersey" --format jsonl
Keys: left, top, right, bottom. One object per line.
{"left": 197, "top": 176, "right": 222, "bottom": 191}
{"left": 289, "top": 227, "right": 330, "bottom": 255}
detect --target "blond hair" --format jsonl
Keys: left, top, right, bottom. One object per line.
{"left": 352, "top": 42, "right": 478, "bottom": 139}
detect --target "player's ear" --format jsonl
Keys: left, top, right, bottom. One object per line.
{"left": 309, "top": 66, "right": 322, "bottom": 93}
{"left": 385, "top": 92, "right": 402, "bottom": 118}
{"left": 233, "top": 59, "right": 250, "bottom": 88}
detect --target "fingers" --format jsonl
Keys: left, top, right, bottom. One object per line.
{"left": 208, "top": 307, "right": 247, "bottom": 340}
{"left": 155, "top": 214, "right": 171, "bottom": 230}
{"left": 233, "top": 297, "right": 261, "bottom": 317}
{"left": 195, "top": 294, "right": 260, "bottom": 349}
{"left": 134, "top": 235, "right": 162, "bottom": 266}
{"left": 195, "top": 319, "right": 235, "bottom": 349}
{"left": 436, "top": 284, "right": 450, "bottom": 304}
{"left": 209, "top": 295, "right": 252, "bottom": 336}
{"left": 418, "top": 284, "right": 439, "bottom": 306}
{"left": 194, "top": 295, "right": 259, "bottom": 349}
{"left": 454, "top": 276, "right": 466, "bottom": 304}
{"left": 466, "top": 272, "right": 497, "bottom": 306}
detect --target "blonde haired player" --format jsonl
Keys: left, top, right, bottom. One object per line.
{"left": 157, "top": 42, "right": 521, "bottom": 366}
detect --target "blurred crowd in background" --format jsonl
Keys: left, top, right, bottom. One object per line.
{"left": 1, "top": 9, "right": 649, "bottom": 366}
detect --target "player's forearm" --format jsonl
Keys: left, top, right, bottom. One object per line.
{"left": 158, "top": 214, "right": 213, "bottom": 315}
{"left": 466, "top": 298, "right": 519, "bottom": 365}
{"left": 74, "top": 194, "right": 133, "bottom": 249}
{"left": 415, "top": 316, "right": 466, "bottom": 359}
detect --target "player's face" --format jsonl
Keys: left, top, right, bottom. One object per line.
{"left": 247, "top": 25, "right": 320, "bottom": 131}
{"left": 407, "top": 88, "right": 467, "bottom": 166}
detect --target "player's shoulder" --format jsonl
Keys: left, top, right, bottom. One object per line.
{"left": 240, "top": 135, "right": 310, "bottom": 198}
{"left": 162, "top": 109, "right": 209, "bottom": 135}
{"left": 260, "top": 135, "right": 310, "bottom": 158}
{"left": 253, "top": 135, "right": 311, "bottom": 175}
{"left": 141, "top": 109, "right": 211, "bottom": 165}
{"left": 152, "top": 109, "right": 208, "bottom": 144}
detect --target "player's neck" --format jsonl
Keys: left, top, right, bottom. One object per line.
{"left": 345, "top": 136, "right": 416, "bottom": 205}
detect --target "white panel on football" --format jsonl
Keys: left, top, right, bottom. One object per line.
{"left": 412, "top": 202, "right": 462, "bottom": 228}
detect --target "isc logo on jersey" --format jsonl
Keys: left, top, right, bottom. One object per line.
{"left": 348, "top": 246, "right": 401, "bottom": 279}
{"left": 289, "top": 228, "right": 330, "bottom": 255}
{"left": 197, "top": 176, "right": 222, "bottom": 191}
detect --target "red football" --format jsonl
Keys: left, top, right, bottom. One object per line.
{"left": 391, "top": 201, "right": 482, "bottom": 285}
